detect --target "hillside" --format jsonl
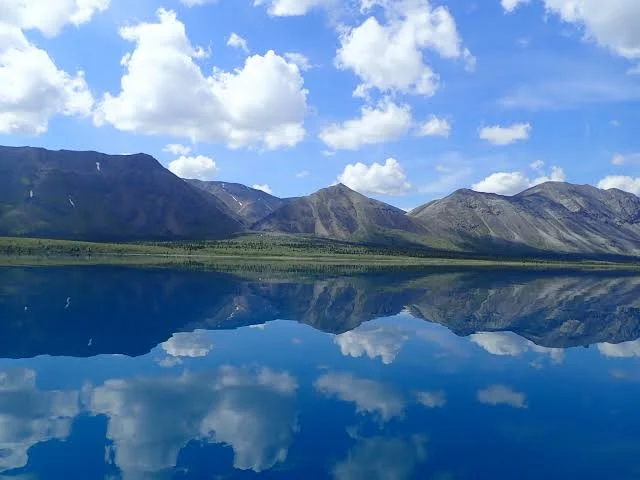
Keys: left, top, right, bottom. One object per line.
{"left": 253, "top": 183, "right": 428, "bottom": 245}
{"left": 410, "top": 182, "right": 640, "bottom": 256}
{"left": 188, "top": 180, "right": 288, "bottom": 225}
{"left": 0, "top": 146, "right": 242, "bottom": 241}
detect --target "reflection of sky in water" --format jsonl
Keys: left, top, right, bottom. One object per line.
{"left": 0, "top": 268, "right": 640, "bottom": 479}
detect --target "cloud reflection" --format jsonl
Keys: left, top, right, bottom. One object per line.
{"left": 0, "top": 369, "right": 80, "bottom": 472}
{"left": 88, "top": 366, "right": 298, "bottom": 478}
{"left": 334, "top": 326, "right": 410, "bottom": 365}
{"left": 315, "top": 372, "right": 404, "bottom": 421}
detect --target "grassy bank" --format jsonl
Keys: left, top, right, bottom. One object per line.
{"left": 0, "top": 235, "right": 638, "bottom": 271}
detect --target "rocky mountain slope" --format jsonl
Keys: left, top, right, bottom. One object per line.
{"left": 254, "top": 183, "right": 428, "bottom": 245}
{"left": 410, "top": 182, "right": 640, "bottom": 256}
{"left": 0, "top": 146, "right": 241, "bottom": 240}
{"left": 187, "top": 180, "right": 288, "bottom": 225}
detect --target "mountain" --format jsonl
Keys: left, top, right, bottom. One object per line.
{"left": 410, "top": 182, "right": 640, "bottom": 256}
{"left": 0, "top": 146, "right": 242, "bottom": 240}
{"left": 187, "top": 180, "right": 288, "bottom": 225}
{"left": 253, "top": 183, "right": 428, "bottom": 244}
{"left": 2, "top": 267, "right": 640, "bottom": 358}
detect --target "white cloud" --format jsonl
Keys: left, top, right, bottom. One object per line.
{"left": 0, "top": 369, "right": 80, "bottom": 471}
{"left": 296, "top": 170, "right": 310, "bottom": 178}
{"left": 470, "top": 332, "right": 565, "bottom": 363}
{"left": 338, "top": 158, "right": 411, "bottom": 196}
{"left": 501, "top": 0, "right": 530, "bottom": 13}
{"left": 95, "top": 9, "right": 308, "bottom": 150}
{"left": 530, "top": 159, "right": 545, "bottom": 172}
{"left": 0, "top": 0, "right": 110, "bottom": 37}
{"left": 334, "top": 326, "right": 410, "bottom": 365}
{"left": 471, "top": 172, "right": 530, "bottom": 196}
{"left": 254, "top": 0, "right": 336, "bottom": 16}
{"left": 89, "top": 366, "right": 298, "bottom": 477}
{"left": 163, "top": 143, "right": 192, "bottom": 156}
{"left": 333, "top": 436, "right": 428, "bottom": 480}
{"left": 418, "top": 115, "right": 451, "bottom": 137}
{"left": 252, "top": 184, "right": 273, "bottom": 194}
{"left": 629, "top": 64, "right": 640, "bottom": 75}
{"left": 611, "top": 153, "right": 640, "bottom": 166}
{"left": 161, "top": 330, "right": 213, "bottom": 358}
{"left": 320, "top": 100, "right": 412, "bottom": 150}
{"left": 335, "top": 0, "right": 470, "bottom": 97}
{"left": 532, "top": 165, "right": 567, "bottom": 184}
{"left": 315, "top": 372, "right": 404, "bottom": 421}
{"left": 597, "top": 176, "right": 640, "bottom": 195}
{"left": 477, "top": 385, "right": 527, "bottom": 408}
{"left": 597, "top": 340, "right": 640, "bottom": 358}
{"left": 0, "top": 24, "right": 94, "bottom": 135}
{"left": 479, "top": 123, "right": 532, "bottom": 145}
{"left": 416, "top": 391, "right": 447, "bottom": 408}
{"left": 472, "top": 166, "right": 566, "bottom": 195}
{"left": 542, "top": 0, "right": 640, "bottom": 59}
{"left": 284, "top": 52, "right": 313, "bottom": 71}
{"left": 227, "top": 32, "right": 249, "bottom": 53}
{"left": 168, "top": 155, "right": 218, "bottom": 180}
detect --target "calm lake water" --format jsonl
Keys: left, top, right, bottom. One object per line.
{"left": 1, "top": 266, "right": 640, "bottom": 479}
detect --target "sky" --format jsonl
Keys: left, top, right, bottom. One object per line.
{"left": 1, "top": 0, "right": 639, "bottom": 209}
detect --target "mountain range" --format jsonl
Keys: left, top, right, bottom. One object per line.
{"left": 1, "top": 145, "right": 639, "bottom": 258}
{"left": 2, "top": 267, "right": 639, "bottom": 358}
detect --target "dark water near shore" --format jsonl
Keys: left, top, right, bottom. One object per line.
{"left": 1, "top": 267, "right": 640, "bottom": 479}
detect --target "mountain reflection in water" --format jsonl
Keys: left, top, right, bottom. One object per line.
{"left": 0, "top": 266, "right": 639, "bottom": 479}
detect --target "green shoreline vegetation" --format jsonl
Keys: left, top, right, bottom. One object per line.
{"left": 1, "top": 235, "right": 639, "bottom": 272}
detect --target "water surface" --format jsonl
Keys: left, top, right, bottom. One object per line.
{"left": 1, "top": 267, "right": 639, "bottom": 479}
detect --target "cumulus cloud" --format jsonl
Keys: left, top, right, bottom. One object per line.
{"left": 472, "top": 166, "right": 566, "bottom": 195}
{"left": 479, "top": 123, "right": 532, "bottom": 145}
{"left": 0, "top": 0, "right": 110, "bottom": 37}
{"left": 227, "top": 32, "right": 249, "bottom": 53}
{"left": 333, "top": 435, "right": 428, "bottom": 480}
{"left": 319, "top": 100, "right": 412, "bottom": 150}
{"left": 334, "top": 326, "right": 410, "bottom": 364}
{"left": 252, "top": 184, "right": 273, "bottom": 194}
{"left": 88, "top": 366, "right": 298, "bottom": 477}
{"left": 418, "top": 115, "right": 451, "bottom": 137}
{"left": 163, "top": 143, "right": 192, "bottom": 156}
{"left": 296, "top": 170, "right": 310, "bottom": 178}
{"left": 598, "top": 340, "right": 640, "bottom": 358}
{"left": 416, "top": 391, "right": 447, "bottom": 408}
{"left": 168, "top": 155, "right": 218, "bottom": 180}
{"left": 477, "top": 385, "right": 527, "bottom": 408}
{"left": 501, "top": 0, "right": 530, "bottom": 13}
{"left": 470, "top": 332, "right": 565, "bottom": 363}
{"left": 0, "top": 24, "right": 94, "bottom": 135}
{"left": 338, "top": 158, "right": 411, "bottom": 196}
{"left": 0, "top": 369, "right": 80, "bottom": 471}
{"left": 284, "top": 52, "right": 313, "bottom": 71}
{"left": 611, "top": 153, "right": 640, "bottom": 166}
{"left": 336, "top": 0, "right": 471, "bottom": 97}
{"left": 337, "top": 0, "right": 474, "bottom": 97}
{"left": 315, "top": 372, "right": 404, "bottom": 421}
{"left": 254, "top": 0, "right": 336, "bottom": 16}
{"left": 95, "top": 9, "right": 308, "bottom": 150}
{"left": 598, "top": 176, "right": 640, "bottom": 195}
{"left": 161, "top": 330, "right": 213, "bottom": 358}
{"left": 542, "top": 0, "right": 640, "bottom": 59}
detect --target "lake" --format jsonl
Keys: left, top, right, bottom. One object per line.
{"left": 1, "top": 266, "right": 639, "bottom": 479}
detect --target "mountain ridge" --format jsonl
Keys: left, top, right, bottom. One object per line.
{"left": 1, "top": 145, "right": 639, "bottom": 258}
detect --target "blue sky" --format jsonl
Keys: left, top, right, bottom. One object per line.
{"left": 1, "top": 0, "right": 639, "bottom": 208}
